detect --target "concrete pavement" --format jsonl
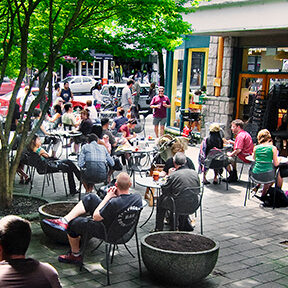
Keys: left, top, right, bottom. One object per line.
{"left": 13, "top": 116, "right": 288, "bottom": 287}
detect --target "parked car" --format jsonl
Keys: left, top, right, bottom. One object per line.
{"left": 0, "top": 77, "right": 16, "bottom": 95}
{"left": 100, "top": 83, "right": 152, "bottom": 111}
{"left": 59, "top": 76, "right": 96, "bottom": 94}
{"left": 0, "top": 88, "right": 86, "bottom": 117}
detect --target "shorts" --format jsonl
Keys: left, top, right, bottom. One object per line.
{"left": 153, "top": 117, "right": 166, "bottom": 126}
{"left": 67, "top": 194, "right": 105, "bottom": 239}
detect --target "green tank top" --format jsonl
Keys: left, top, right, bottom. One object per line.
{"left": 252, "top": 145, "right": 274, "bottom": 174}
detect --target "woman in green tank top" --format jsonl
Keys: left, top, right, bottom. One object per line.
{"left": 252, "top": 129, "right": 279, "bottom": 197}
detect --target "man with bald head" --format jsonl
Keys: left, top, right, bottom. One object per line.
{"left": 155, "top": 152, "right": 200, "bottom": 231}
{"left": 43, "top": 172, "right": 142, "bottom": 265}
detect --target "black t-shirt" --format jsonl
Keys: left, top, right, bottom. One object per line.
{"left": 79, "top": 119, "right": 93, "bottom": 135}
{"left": 60, "top": 88, "right": 72, "bottom": 103}
{"left": 163, "top": 156, "right": 195, "bottom": 174}
{"left": 100, "top": 194, "right": 142, "bottom": 229}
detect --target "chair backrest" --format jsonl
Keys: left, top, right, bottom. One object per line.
{"left": 204, "top": 148, "right": 229, "bottom": 169}
{"left": 105, "top": 206, "right": 142, "bottom": 244}
{"left": 249, "top": 162, "right": 276, "bottom": 184}
{"left": 172, "top": 186, "right": 203, "bottom": 216}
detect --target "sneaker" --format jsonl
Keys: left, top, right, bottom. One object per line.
{"left": 43, "top": 218, "right": 68, "bottom": 231}
{"left": 58, "top": 251, "right": 82, "bottom": 265}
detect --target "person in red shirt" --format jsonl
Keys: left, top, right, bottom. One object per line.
{"left": 150, "top": 86, "right": 171, "bottom": 138}
{"left": 224, "top": 119, "right": 254, "bottom": 183}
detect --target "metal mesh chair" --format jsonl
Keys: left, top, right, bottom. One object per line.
{"left": 79, "top": 206, "right": 142, "bottom": 285}
{"left": 244, "top": 162, "right": 277, "bottom": 206}
{"left": 161, "top": 186, "right": 204, "bottom": 234}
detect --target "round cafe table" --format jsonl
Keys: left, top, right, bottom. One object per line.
{"left": 136, "top": 176, "right": 166, "bottom": 228}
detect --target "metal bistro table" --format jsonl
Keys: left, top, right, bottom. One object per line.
{"left": 50, "top": 130, "right": 82, "bottom": 158}
{"left": 136, "top": 176, "right": 166, "bottom": 228}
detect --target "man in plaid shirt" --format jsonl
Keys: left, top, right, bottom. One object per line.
{"left": 78, "top": 133, "right": 114, "bottom": 192}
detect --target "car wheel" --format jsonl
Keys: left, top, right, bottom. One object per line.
{"left": 90, "top": 87, "right": 95, "bottom": 95}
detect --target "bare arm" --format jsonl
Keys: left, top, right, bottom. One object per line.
{"left": 273, "top": 146, "right": 280, "bottom": 167}
{"left": 93, "top": 186, "right": 117, "bottom": 221}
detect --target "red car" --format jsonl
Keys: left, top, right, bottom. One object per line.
{"left": 0, "top": 88, "right": 86, "bottom": 117}
{"left": 0, "top": 77, "right": 16, "bottom": 96}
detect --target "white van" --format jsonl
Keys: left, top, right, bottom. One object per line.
{"left": 100, "top": 83, "right": 152, "bottom": 111}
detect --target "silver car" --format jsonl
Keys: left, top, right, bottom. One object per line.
{"left": 100, "top": 83, "right": 152, "bottom": 111}
{"left": 59, "top": 76, "right": 96, "bottom": 94}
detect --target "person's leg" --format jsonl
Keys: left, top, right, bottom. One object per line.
{"left": 160, "top": 125, "right": 165, "bottom": 137}
{"left": 153, "top": 117, "right": 160, "bottom": 138}
{"left": 65, "top": 201, "right": 86, "bottom": 222}
{"left": 155, "top": 195, "right": 167, "bottom": 231}
{"left": 154, "top": 124, "right": 159, "bottom": 138}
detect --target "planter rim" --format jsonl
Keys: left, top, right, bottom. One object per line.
{"left": 38, "top": 201, "right": 77, "bottom": 218}
{"left": 141, "top": 231, "right": 219, "bottom": 255}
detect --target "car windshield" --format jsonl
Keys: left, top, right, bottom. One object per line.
{"left": 63, "top": 77, "right": 74, "bottom": 82}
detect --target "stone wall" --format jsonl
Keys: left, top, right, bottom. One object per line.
{"left": 202, "top": 36, "right": 236, "bottom": 138}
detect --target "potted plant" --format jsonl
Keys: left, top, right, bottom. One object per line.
{"left": 141, "top": 231, "right": 219, "bottom": 286}
{"left": 38, "top": 201, "right": 77, "bottom": 244}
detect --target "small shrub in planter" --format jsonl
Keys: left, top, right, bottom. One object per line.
{"left": 141, "top": 231, "right": 219, "bottom": 286}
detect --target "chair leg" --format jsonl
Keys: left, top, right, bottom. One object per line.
{"left": 106, "top": 243, "right": 111, "bottom": 285}
{"left": 29, "top": 167, "right": 36, "bottom": 194}
{"left": 135, "top": 230, "right": 142, "bottom": 275}
{"left": 200, "top": 204, "right": 203, "bottom": 235}
{"left": 244, "top": 178, "right": 251, "bottom": 206}
{"left": 123, "top": 243, "right": 135, "bottom": 258}
{"left": 225, "top": 169, "right": 228, "bottom": 190}
{"left": 239, "top": 162, "right": 244, "bottom": 181}
{"left": 62, "top": 173, "right": 68, "bottom": 197}
{"left": 41, "top": 174, "right": 46, "bottom": 197}
{"left": 51, "top": 174, "right": 57, "bottom": 193}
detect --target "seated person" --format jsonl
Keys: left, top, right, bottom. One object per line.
{"left": 225, "top": 119, "right": 254, "bottom": 183}
{"left": 72, "top": 109, "right": 93, "bottom": 155}
{"left": 62, "top": 102, "right": 79, "bottom": 130}
{"left": 119, "top": 118, "right": 137, "bottom": 141}
{"left": 46, "top": 104, "right": 62, "bottom": 129}
{"left": 0, "top": 215, "right": 61, "bottom": 287}
{"left": 29, "top": 134, "right": 81, "bottom": 195}
{"left": 85, "top": 100, "right": 98, "bottom": 123}
{"left": 198, "top": 123, "right": 224, "bottom": 185}
{"left": 78, "top": 133, "right": 115, "bottom": 192}
{"left": 32, "top": 108, "right": 61, "bottom": 158}
{"left": 101, "top": 118, "right": 117, "bottom": 153}
{"left": 111, "top": 107, "right": 128, "bottom": 134}
{"left": 160, "top": 141, "right": 195, "bottom": 177}
{"left": 252, "top": 129, "right": 279, "bottom": 198}
{"left": 155, "top": 152, "right": 200, "bottom": 231}
{"left": 43, "top": 172, "right": 142, "bottom": 265}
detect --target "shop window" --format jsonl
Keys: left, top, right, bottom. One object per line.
{"left": 93, "top": 61, "right": 101, "bottom": 77}
{"left": 171, "top": 49, "right": 184, "bottom": 128}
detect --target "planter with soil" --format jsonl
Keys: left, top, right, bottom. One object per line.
{"left": 141, "top": 231, "right": 219, "bottom": 286}
{"left": 39, "top": 201, "right": 77, "bottom": 244}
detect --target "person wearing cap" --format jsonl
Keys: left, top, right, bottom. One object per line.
{"left": 198, "top": 123, "right": 224, "bottom": 184}
{"left": 155, "top": 152, "right": 200, "bottom": 231}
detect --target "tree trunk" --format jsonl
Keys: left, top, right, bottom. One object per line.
{"left": 0, "top": 150, "right": 13, "bottom": 208}
{"left": 158, "top": 50, "right": 165, "bottom": 87}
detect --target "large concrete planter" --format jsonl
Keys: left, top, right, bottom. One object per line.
{"left": 141, "top": 231, "right": 219, "bottom": 286}
{"left": 38, "top": 201, "right": 77, "bottom": 245}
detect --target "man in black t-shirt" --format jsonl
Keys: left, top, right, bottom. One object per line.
{"left": 43, "top": 172, "right": 142, "bottom": 265}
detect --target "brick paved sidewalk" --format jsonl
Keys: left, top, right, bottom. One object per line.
{"left": 13, "top": 116, "right": 288, "bottom": 287}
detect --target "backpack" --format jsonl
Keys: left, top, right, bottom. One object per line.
{"left": 204, "top": 148, "right": 229, "bottom": 170}
{"left": 261, "top": 187, "right": 288, "bottom": 208}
